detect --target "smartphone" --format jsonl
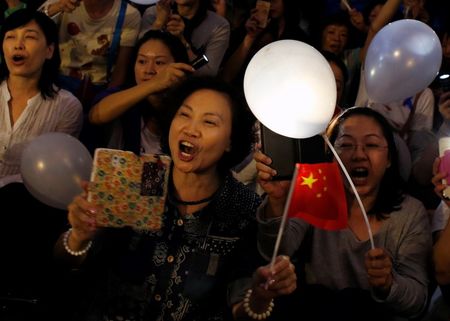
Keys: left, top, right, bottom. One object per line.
{"left": 170, "top": 1, "right": 178, "bottom": 14}
{"left": 439, "top": 74, "right": 450, "bottom": 93}
{"left": 260, "top": 125, "right": 330, "bottom": 180}
{"left": 191, "top": 54, "right": 209, "bottom": 70}
{"left": 255, "top": 0, "right": 271, "bottom": 29}
{"left": 260, "top": 125, "right": 300, "bottom": 180}
{"left": 439, "top": 137, "right": 450, "bottom": 200}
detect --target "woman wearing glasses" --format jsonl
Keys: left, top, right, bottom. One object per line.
{"left": 254, "top": 107, "right": 431, "bottom": 320}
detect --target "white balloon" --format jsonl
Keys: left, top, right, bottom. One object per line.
{"left": 365, "top": 19, "right": 442, "bottom": 103}
{"left": 20, "top": 133, "right": 92, "bottom": 209}
{"left": 244, "top": 40, "right": 336, "bottom": 139}
{"left": 129, "top": 0, "right": 158, "bottom": 5}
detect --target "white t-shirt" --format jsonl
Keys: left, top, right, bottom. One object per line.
{"left": 0, "top": 81, "right": 83, "bottom": 177}
{"left": 58, "top": 0, "right": 141, "bottom": 84}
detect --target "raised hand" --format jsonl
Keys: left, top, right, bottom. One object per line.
{"left": 254, "top": 148, "right": 290, "bottom": 217}
{"left": 166, "top": 14, "right": 185, "bottom": 40}
{"left": 147, "top": 62, "right": 193, "bottom": 93}
{"left": 67, "top": 181, "right": 100, "bottom": 246}
{"left": 154, "top": 0, "right": 172, "bottom": 29}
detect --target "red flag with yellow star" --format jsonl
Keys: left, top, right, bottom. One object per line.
{"left": 287, "top": 162, "right": 347, "bottom": 230}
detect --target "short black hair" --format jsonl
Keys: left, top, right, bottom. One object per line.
{"left": 0, "top": 9, "right": 60, "bottom": 99}
{"left": 160, "top": 76, "right": 256, "bottom": 176}
{"left": 326, "top": 107, "right": 405, "bottom": 218}
{"left": 315, "top": 13, "right": 351, "bottom": 51}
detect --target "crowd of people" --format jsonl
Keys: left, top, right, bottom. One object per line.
{"left": 1, "top": 0, "right": 450, "bottom": 320}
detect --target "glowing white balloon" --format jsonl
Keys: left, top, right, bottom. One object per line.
{"left": 244, "top": 40, "right": 336, "bottom": 139}
{"left": 129, "top": 0, "right": 158, "bottom": 5}
{"left": 365, "top": 19, "right": 442, "bottom": 103}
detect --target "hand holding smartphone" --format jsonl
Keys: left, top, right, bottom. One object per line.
{"left": 439, "top": 137, "right": 450, "bottom": 199}
{"left": 191, "top": 54, "right": 209, "bottom": 70}
{"left": 255, "top": 0, "right": 271, "bottom": 29}
{"left": 260, "top": 125, "right": 300, "bottom": 180}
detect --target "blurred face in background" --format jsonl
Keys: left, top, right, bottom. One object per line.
{"left": 321, "top": 24, "right": 348, "bottom": 55}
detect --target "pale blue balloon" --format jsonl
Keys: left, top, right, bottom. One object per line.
{"left": 365, "top": 19, "right": 442, "bottom": 103}
{"left": 20, "top": 133, "right": 92, "bottom": 210}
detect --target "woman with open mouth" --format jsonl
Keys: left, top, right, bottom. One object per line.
{"left": 53, "top": 76, "right": 297, "bottom": 321}
{"left": 0, "top": 9, "right": 82, "bottom": 179}
{"left": 255, "top": 107, "right": 431, "bottom": 320}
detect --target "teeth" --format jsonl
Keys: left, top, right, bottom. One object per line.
{"left": 181, "top": 141, "right": 194, "bottom": 148}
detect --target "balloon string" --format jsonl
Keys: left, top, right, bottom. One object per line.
{"left": 269, "top": 164, "right": 300, "bottom": 272}
{"left": 404, "top": 6, "right": 410, "bottom": 18}
{"left": 322, "top": 134, "right": 375, "bottom": 249}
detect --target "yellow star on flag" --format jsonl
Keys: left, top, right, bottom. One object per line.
{"left": 301, "top": 172, "right": 318, "bottom": 189}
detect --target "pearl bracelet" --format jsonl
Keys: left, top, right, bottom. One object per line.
{"left": 243, "top": 288, "right": 274, "bottom": 320}
{"left": 63, "top": 228, "right": 92, "bottom": 256}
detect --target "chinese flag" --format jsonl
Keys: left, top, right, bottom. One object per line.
{"left": 287, "top": 162, "right": 348, "bottom": 230}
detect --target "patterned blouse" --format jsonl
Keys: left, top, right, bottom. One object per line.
{"left": 75, "top": 174, "right": 261, "bottom": 321}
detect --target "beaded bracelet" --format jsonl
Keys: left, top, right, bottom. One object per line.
{"left": 243, "top": 289, "right": 274, "bottom": 320}
{"left": 63, "top": 228, "right": 92, "bottom": 256}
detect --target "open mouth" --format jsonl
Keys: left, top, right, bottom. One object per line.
{"left": 350, "top": 167, "right": 369, "bottom": 179}
{"left": 179, "top": 141, "right": 195, "bottom": 156}
{"left": 12, "top": 54, "right": 25, "bottom": 63}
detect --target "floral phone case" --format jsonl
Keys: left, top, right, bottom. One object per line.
{"left": 88, "top": 148, "right": 171, "bottom": 230}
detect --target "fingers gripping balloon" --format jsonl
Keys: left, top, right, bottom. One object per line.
{"left": 244, "top": 40, "right": 336, "bottom": 139}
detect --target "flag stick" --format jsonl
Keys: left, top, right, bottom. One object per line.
{"left": 341, "top": 0, "right": 352, "bottom": 11}
{"left": 322, "top": 134, "right": 375, "bottom": 249}
{"left": 269, "top": 165, "right": 300, "bottom": 271}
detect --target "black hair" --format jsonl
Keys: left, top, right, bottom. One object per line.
{"left": 0, "top": 9, "right": 60, "bottom": 99}
{"left": 321, "top": 50, "right": 348, "bottom": 84}
{"left": 160, "top": 76, "right": 256, "bottom": 176}
{"left": 326, "top": 107, "right": 405, "bottom": 218}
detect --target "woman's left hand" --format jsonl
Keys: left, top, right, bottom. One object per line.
{"left": 365, "top": 248, "right": 393, "bottom": 297}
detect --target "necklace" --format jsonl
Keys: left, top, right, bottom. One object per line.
{"left": 170, "top": 191, "right": 217, "bottom": 206}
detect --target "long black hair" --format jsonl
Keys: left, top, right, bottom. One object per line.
{"left": 327, "top": 107, "right": 405, "bottom": 218}
{"left": 0, "top": 9, "right": 60, "bottom": 99}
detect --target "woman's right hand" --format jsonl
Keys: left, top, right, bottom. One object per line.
{"left": 245, "top": 9, "right": 266, "bottom": 38}
{"left": 254, "top": 148, "right": 290, "bottom": 217}
{"left": 67, "top": 182, "right": 99, "bottom": 245}
{"left": 153, "top": 0, "right": 172, "bottom": 29}
{"left": 54, "top": 0, "right": 81, "bottom": 14}
{"left": 148, "top": 62, "right": 194, "bottom": 93}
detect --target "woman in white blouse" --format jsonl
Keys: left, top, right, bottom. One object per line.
{"left": 0, "top": 9, "right": 82, "bottom": 180}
